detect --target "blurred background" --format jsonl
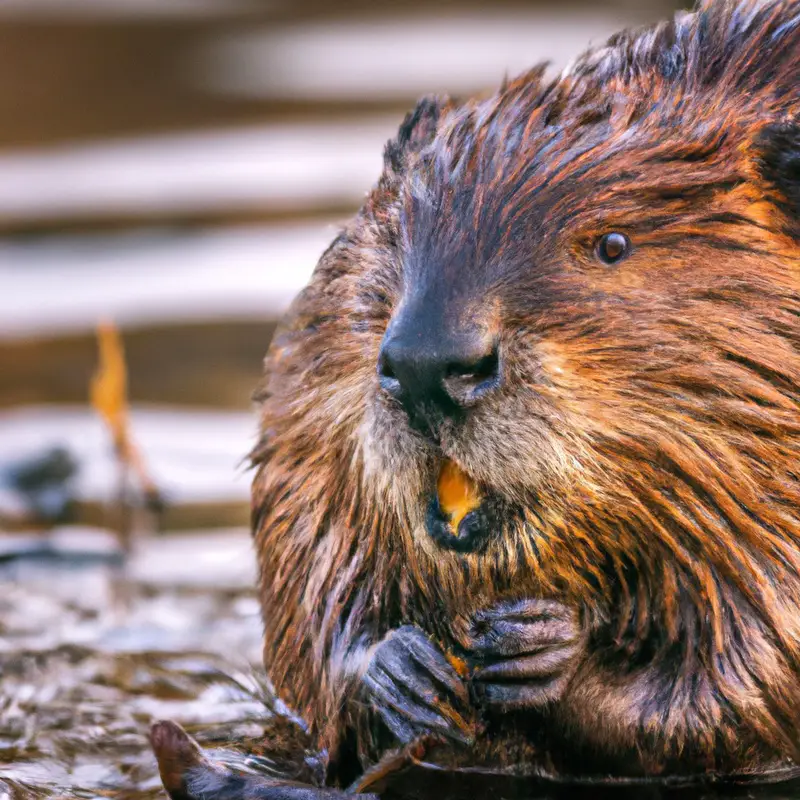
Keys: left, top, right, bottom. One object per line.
{"left": 0, "top": 0, "right": 687, "bottom": 541}
{"left": 0, "top": 1, "right": 688, "bottom": 796}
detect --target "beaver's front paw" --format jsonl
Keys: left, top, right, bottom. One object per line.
{"left": 362, "top": 625, "right": 474, "bottom": 746}
{"left": 467, "top": 599, "right": 585, "bottom": 712}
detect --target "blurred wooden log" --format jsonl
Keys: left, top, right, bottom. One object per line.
{"left": 0, "top": 1, "right": 685, "bottom": 150}
{"left": 0, "top": 320, "right": 276, "bottom": 409}
{"left": 0, "top": 499, "right": 249, "bottom": 535}
{"left": 73, "top": 499, "right": 250, "bottom": 533}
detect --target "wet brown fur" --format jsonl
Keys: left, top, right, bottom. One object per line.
{"left": 251, "top": 0, "right": 800, "bottom": 782}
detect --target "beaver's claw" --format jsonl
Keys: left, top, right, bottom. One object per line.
{"left": 467, "top": 599, "right": 585, "bottom": 711}
{"left": 362, "top": 626, "right": 474, "bottom": 746}
{"left": 150, "top": 720, "right": 377, "bottom": 800}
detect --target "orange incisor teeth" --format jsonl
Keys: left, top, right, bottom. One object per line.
{"left": 437, "top": 460, "right": 482, "bottom": 534}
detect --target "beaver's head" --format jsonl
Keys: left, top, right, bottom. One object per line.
{"left": 254, "top": 0, "right": 800, "bottom": 666}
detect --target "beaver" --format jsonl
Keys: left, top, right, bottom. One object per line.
{"left": 152, "top": 0, "right": 800, "bottom": 795}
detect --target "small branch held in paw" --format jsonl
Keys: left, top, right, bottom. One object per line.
{"left": 349, "top": 736, "right": 446, "bottom": 795}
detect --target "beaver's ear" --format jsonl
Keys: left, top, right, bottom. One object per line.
{"left": 754, "top": 121, "right": 800, "bottom": 234}
{"left": 383, "top": 95, "right": 451, "bottom": 175}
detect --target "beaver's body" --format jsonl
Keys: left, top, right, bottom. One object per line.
{"left": 152, "top": 0, "right": 800, "bottom": 795}
{"left": 249, "top": 0, "right": 800, "bottom": 786}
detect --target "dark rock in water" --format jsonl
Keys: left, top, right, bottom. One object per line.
{"left": 3, "top": 445, "right": 78, "bottom": 524}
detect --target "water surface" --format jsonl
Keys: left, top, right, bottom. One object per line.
{"left": 0, "top": 531, "right": 268, "bottom": 799}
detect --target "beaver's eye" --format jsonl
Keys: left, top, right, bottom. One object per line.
{"left": 596, "top": 232, "right": 631, "bottom": 265}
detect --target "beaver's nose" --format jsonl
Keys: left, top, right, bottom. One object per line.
{"left": 377, "top": 322, "right": 501, "bottom": 423}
